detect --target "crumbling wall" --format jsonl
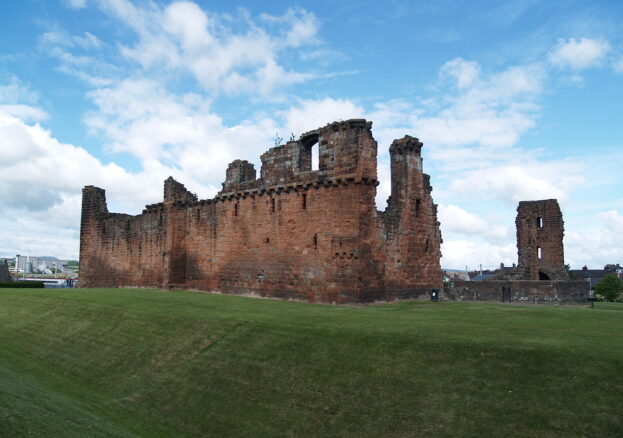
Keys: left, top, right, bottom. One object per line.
{"left": 80, "top": 119, "right": 442, "bottom": 303}
{"left": 515, "top": 200, "right": 568, "bottom": 280}
{"left": 381, "top": 136, "right": 442, "bottom": 296}
{"left": 448, "top": 280, "right": 589, "bottom": 303}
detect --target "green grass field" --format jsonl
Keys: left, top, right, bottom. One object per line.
{"left": 0, "top": 288, "right": 621, "bottom": 437}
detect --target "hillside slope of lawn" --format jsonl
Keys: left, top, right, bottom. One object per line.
{"left": 0, "top": 288, "right": 621, "bottom": 437}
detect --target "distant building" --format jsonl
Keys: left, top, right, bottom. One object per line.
{"left": 471, "top": 273, "right": 495, "bottom": 282}
{"left": 571, "top": 264, "right": 622, "bottom": 291}
{"left": 467, "top": 263, "right": 516, "bottom": 281}
{"left": 15, "top": 256, "right": 71, "bottom": 275}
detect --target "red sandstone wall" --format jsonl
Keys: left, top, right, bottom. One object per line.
{"left": 516, "top": 199, "right": 568, "bottom": 281}
{"left": 79, "top": 119, "right": 442, "bottom": 302}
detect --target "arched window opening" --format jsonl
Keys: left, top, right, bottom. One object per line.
{"left": 537, "top": 246, "right": 542, "bottom": 259}
{"left": 300, "top": 133, "right": 320, "bottom": 172}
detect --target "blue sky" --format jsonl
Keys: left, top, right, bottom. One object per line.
{"left": 0, "top": 0, "right": 622, "bottom": 269}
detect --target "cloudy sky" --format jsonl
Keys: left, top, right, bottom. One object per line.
{"left": 1, "top": 0, "right": 622, "bottom": 269}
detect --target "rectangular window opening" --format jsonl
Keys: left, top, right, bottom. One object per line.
{"left": 234, "top": 203, "right": 238, "bottom": 217}
{"left": 313, "top": 233, "right": 317, "bottom": 249}
{"left": 537, "top": 246, "right": 542, "bottom": 259}
{"left": 537, "top": 217, "right": 543, "bottom": 228}
{"left": 302, "top": 193, "right": 307, "bottom": 210}
{"left": 311, "top": 144, "right": 319, "bottom": 171}
{"left": 271, "top": 198, "right": 275, "bottom": 213}
{"left": 415, "top": 199, "right": 421, "bottom": 218}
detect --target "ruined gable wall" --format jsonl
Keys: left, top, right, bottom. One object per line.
{"left": 80, "top": 119, "right": 442, "bottom": 302}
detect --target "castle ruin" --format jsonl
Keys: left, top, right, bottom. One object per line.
{"left": 448, "top": 199, "right": 588, "bottom": 302}
{"left": 80, "top": 119, "right": 443, "bottom": 303}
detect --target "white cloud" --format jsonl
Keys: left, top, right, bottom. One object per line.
{"left": 0, "top": 105, "right": 48, "bottom": 122}
{"left": 565, "top": 210, "right": 623, "bottom": 268}
{"left": 447, "top": 161, "right": 584, "bottom": 204}
{"left": 0, "top": 106, "right": 151, "bottom": 258}
{"left": 261, "top": 8, "right": 320, "bottom": 48}
{"left": 441, "top": 239, "right": 517, "bottom": 270}
{"left": 0, "top": 111, "right": 141, "bottom": 208}
{"left": 281, "top": 98, "right": 365, "bottom": 136}
{"left": 438, "top": 205, "right": 509, "bottom": 241}
{"left": 0, "top": 76, "right": 40, "bottom": 104}
{"left": 0, "top": 77, "right": 48, "bottom": 122}
{"left": 82, "top": 77, "right": 298, "bottom": 202}
{"left": 40, "top": 30, "right": 102, "bottom": 49}
{"left": 549, "top": 37, "right": 610, "bottom": 70}
{"left": 64, "top": 0, "right": 87, "bottom": 9}
{"left": 93, "top": 0, "right": 319, "bottom": 97}
{"left": 404, "top": 62, "right": 546, "bottom": 152}
{"left": 614, "top": 56, "right": 623, "bottom": 74}
{"left": 439, "top": 58, "right": 481, "bottom": 88}
{"left": 597, "top": 210, "right": 623, "bottom": 232}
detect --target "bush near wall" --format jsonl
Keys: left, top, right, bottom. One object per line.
{"left": 0, "top": 281, "right": 45, "bottom": 288}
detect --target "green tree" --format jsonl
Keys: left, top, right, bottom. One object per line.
{"left": 595, "top": 274, "right": 623, "bottom": 302}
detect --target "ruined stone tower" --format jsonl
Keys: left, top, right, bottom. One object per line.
{"left": 79, "top": 119, "right": 442, "bottom": 303}
{"left": 515, "top": 199, "right": 568, "bottom": 281}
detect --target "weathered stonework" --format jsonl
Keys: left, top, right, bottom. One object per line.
{"left": 80, "top": 119, "right": 443, "bottom": 303}
{"left": 515, "top": 200, "right": 568, "bottom": 280}
{"left": 495, "top": 199, "right": 569, "bottom": 281}
{"left": 448, "top": 280, "right": 588, "bottom": 303}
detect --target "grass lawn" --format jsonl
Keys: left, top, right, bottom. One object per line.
{"left": 0, "top": 288, "right": 621, "bottom": 437}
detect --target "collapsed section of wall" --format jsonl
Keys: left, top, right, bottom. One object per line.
{"left": 79, "top": 119, "right": 442, "bottom": 302}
